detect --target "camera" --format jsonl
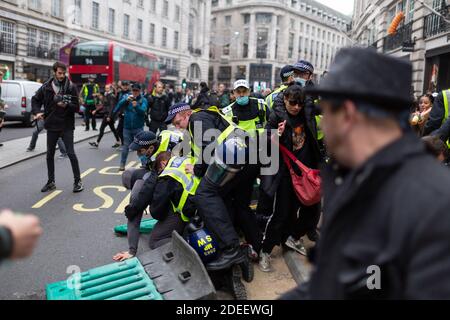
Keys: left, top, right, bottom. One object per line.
{"left": 54, "top": 94, "right": 77, "bottom": 105}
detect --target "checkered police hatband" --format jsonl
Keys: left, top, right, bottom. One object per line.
{"left": 170, "top": 104, "right": 191, "bottom": 116}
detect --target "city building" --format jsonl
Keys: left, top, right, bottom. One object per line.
{"left": 209, "top": 0, "right": 352, "bottom": 90}
{"left": 352, "top": 0, "right": 450, "bottom": 95}
{"left": 0, "top": 0, "right": 211, "bottom": 88}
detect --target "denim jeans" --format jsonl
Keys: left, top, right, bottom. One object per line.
{"left": 121, "top": 127, "right": 143, "bottom": 166}
{"left": 29, "top": 119, "right": 67, "bottom": 155}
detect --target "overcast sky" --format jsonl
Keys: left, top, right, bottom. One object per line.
{"left": 315, "top": 0, "right": 354, "bottom": 16}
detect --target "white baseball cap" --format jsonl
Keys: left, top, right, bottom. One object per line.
{"left": 233, "top": 79, "right": 250, "bottom": 90}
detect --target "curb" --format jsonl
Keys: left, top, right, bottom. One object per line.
{"left": 0, "top": 131, "right": 111, "bottom": 170}
{"left": 283, "top": 250, "right": 311, "bottom": 285}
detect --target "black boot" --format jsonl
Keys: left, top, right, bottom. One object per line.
{"left": 206, "top": 246, "right": 246, "bottom": 271}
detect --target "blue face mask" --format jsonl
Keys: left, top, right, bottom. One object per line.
{"left": 138, "top": 154, "right": 149, "bottom": 167}
{"left": 295, "top": 78, "right": 307, "bottom": 87}
{"left": 236, "top": 96, "right": 249, "bottom": 106}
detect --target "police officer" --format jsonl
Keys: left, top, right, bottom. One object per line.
{"left": 221, "top": 79, "right": 270, "bottom": 256}
{"left": 283, "top": 47, "right": 450, "bottom": 299}
{"left": 80, "top": 75, "right": 99, "bottom": 131}
{"left": 423, "top": 88, "right": 450, "bottom": 146}
{"left": 166, "top": 100, "right": 250, "bottom": 271}
{"left": 265, "top": 65, "right": 296, "bottom": 110}
{"left": 150, "top": 155, "right": 199, "bottom": 249}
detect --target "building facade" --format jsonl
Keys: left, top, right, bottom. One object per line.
{"left": 352, "top": 0, "right": 450, "bottom": 95}
{"left": 209, "top": 0, "right": 352, "bottom": 90}
{"left": 0, "top": 0, "right": 211, "bottom": 87}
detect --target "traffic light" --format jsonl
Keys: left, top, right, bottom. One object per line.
{"left": 182, "top": 79, "right": 187, "bottom": 89}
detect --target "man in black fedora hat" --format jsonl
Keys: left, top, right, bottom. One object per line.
{"left": 281, "top": 47, "right": 450, "bottom": 299}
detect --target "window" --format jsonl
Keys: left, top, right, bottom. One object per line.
{"left": 174, "top": 31, "right": 179, "bottom": 49}
{"left": 226, "top": 0, "right": 232, "bottom": 5}
{"left": 223, "top": 44, "right": 230, "bottom": 55}
{"left": 163, "top": 0, "right": 169, "bottom": 18}
{"left": 290, "top": 19, "right": 295, "bottom": 29}
{"left": 73, "top": 0, "right": 82, "bottom": 25}
{"left": 225, "top": 16, "right": 231, "bottom": 26}
{"left": 28, "top": 0, "right": 41, "bottom": 10}
{"left": 149, "top": 23, "right": 155, "bottom": 44}
{"left": 108, "top": 8, "right": 115, "bottom": 33}
{"left": 137, "top": 19, "right": 143, "bottom": 41}
{"left": 175, "top": 5, "right": 180, "bottom": 22}
{"left": 211, "top": 18, "right": 217, "bottom": 29}
{"left": 256, "top": 28, "right": 268, "bottom": 59}
{"left": 92, "top": 2, "right": 99, "bottom": 29}
{"left": 188, "top": 14, "right": 194, "bottom": 49}
{"left": 243, "top": 29, "right": 249, "bottom": 58}
{"left": 51, "top": 0, "right": 61, "bottom": 18}
{"left": 39, "top": 30, "right": 49, "bottom": 51}
{"left": 288, "top": 33, "right": 294, "bottom": 59}
{"left": 306, "top": 24, "right": 310, "bottom": 35}
{"left": 243, "top": 14, "right": 250, "bottom": 25}
{"left": 138, "top": 0, "right": 144, "bottom": 7}
{"left": 300, "top": 22, "right": 304, "bottom": 33}
{"left": 151, "top": 0, "right": 157, "bottom": 12}
{"left": 27, "top": 27, "right": 37, "bottom": 55}
{"left": 0, "top": 20, "right": 16, "bottom": 54}
{"left": 162, "top": 27, "right": 167, "bottom": 47}
{"left": 212, "top": 0, "right": 218, "bottom": 7}
{"left": 123, "top": 14, "right": 130, "bottom": 38}
{"left": 256, "top": 13, "right": 272, "bottom": 24}
{"left": 298, "top": 36, "right": 302, "bottom": 58}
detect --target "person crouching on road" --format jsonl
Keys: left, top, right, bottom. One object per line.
{"left": 113, "top": 83, "right": 148, "bottom": 172}
{"left": 31, "top": 62, "right": 84, "bottom": 193}
{"left": 259, "top": 85, "right": 322, "bottom": 272}
{"left": 113, "top": 131, "right": 165, "bottom": 262}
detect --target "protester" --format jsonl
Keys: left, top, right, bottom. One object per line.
{"left": 410, "top": 94, "right": 433, "bottom": 136}
{"left": 192, "top": 82, "right": 211, "bottom": 109}
{"left": 422, "top": 135, "right": 448, "bottom": 164}
{"left": 217, "top": 83, "right": 230, "bottom": 109}
{"left": 89, "top": 84, "right": 121, "bottom": 148}
{"left": 147, "top": 81, "right": 171, "bottom": 134}
{"left": 259, "top": 85, "right": 322, "bottom": 272}
{"left": 32, "top": 62, "right": 84, "bottom": 193}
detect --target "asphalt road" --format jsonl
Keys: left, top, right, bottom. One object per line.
{"left": 0, "top": 133, "right": 148, "bottom": 300}
{"left": 0, "top": 117, "right": 85, "bottom": 143}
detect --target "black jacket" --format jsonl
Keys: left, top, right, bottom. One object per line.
{"left": 31, "top": 77, "right": 79, "bottom": 131}
{"left": 424, "top": 91, "right": 447, "bottom": 136}
{"left": 147, "top": 94, "right": 171, "bottom": 122}
{"left": 283, "top": 133, "right": 450, "bottom": 299}
{"left": 150, "top": 177, "right": 196, "bottom": 221}
{"left": 189, "top": 109, "right": 229, "bottom": 177}
{"left": 103, "top": 91, "right": 117, "bottom": 118}
{"left": 192, "top": 87, "right": 211, "bottom": 109}
{"left": 124, "top": 170, "right": 158, "bottom": 220}
{"left": 261, "top": 95, "right": 322, "bottom": 197}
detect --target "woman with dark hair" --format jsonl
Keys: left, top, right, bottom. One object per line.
{"left": 259, "top": 85, "right": 322, "bottom": 272}
{"left": 411, "top": 94, "right": 434, "bottom": 136}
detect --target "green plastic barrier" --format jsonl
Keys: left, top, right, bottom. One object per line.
{"left": 114, "top": 218, "right": 158, "bottom": 235}
{"left": 46, "top": 258, "right": 163, "bottom": 300}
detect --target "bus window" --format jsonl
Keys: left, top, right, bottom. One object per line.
{"left": 73, "top": 42, "right": 108, "bottom": 57}
{"left": 113, "top": 45, "right": 121, "bottom": 62}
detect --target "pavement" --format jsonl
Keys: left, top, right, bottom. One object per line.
{"left": 0, "top": 123, "right": 109, "bottom": 170}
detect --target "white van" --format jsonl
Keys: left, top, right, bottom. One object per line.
{"left": 0, "top": 80, "right": 42, "bottom": 127}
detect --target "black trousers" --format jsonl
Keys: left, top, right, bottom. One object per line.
{"left": 117, "top": 116, "right": 124, "bottom": 145}
{"left": 97, "top": 117, "right": 120, "bottom": 144}
{"left": 47, "top": 130, "right": 81, "bottom": 183}
{"left": 84, "top": 106, "right": 97, "bottom": 130}
{"left": 195, "top": 165, "right": 262, "bottom": 251}
{"left": 148, "top": 120, "right": 167, "bottom": 135}
{"left": 262, "top": 174, "right": 320, "bottom": 254}
{"left": 149, "top": 213, "right": 186, "bottom": 249}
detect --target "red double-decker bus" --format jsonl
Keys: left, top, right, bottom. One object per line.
{"left": 68, "top": 41, "right": 160, "bottom": 91}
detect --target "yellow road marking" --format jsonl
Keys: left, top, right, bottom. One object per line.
{"left": 115, "top": 192, "right": 131, "bottom": 214}
{"left": 73, "top": 185, "right": 127, "bottom": 212}
{"left": 98, "top": 161, "right": 137, "bottom": 176}
{"left": 32, "top": 190, "right": 63, "bottom": 209}
{"left": 80, "top": 168, "right": 96, "bottom": 179}
{"left": 105, "top": 154, "right": 118, "bottom": 162}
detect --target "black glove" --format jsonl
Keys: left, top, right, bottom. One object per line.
{"left": 124, "top": 204, "right": 139, "bottom": 220}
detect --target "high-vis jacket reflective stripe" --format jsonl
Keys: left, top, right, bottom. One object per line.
{"left": 188, "top": 106, "right": 238, "bottom": 164}
{"left": 81, "top": 84, "right": 99, "bottom": 104}
{"left": 159, "top": 156, "right": 200, "bottom": 222}
{"left": 221, "top": 97, "right": 268, "bottom": 136}
{"left": 265, "top": 85, "right": 288, "bottom": 110}
{"left": 442, "top": 89, "right": 450, "bottom": 147}
{"left": 315, "top": 115, "right": 324, "bottom": 141}
{"left": 153, "top": 130, "right": 183, "bottom": 160}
